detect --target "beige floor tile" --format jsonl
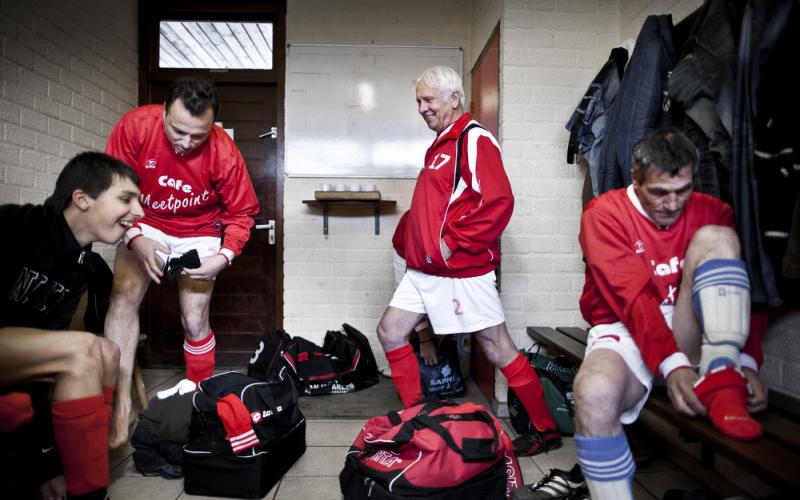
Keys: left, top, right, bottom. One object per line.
{"left": 304, "top": 419, "right": 364, "bottom": 447}
{"left": 108, "top": 475, "right": 183, "bottom": 500}
{"left": 285, "top": 446, "right": 349, "bottom": 477}
{"left": 109, "top": 443, "right": 134, "bottom": 471}
{"left": 530, "top": 436, "right": 579, "bottom": 472}
{"left": 273, "top": 476, "right": 342, "bottom": 500}
{"left": 517, "top": 455, "right": 544, "bottom": 486}
{"left": 110, "top": 455, "right": 139, "bottom": 477}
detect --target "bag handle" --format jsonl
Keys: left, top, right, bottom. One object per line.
{"left": 385, "top": 399, "right": 500, "bottom": 463}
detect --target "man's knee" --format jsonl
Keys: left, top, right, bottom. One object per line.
{"left": 98, "top": 337, "right": 120, "bottom": 376}
{"left": 573, "top": 364, "right": 627, "bottom": 432}
{"left": 687, "top": 225, "right": 741, "bottom": 266}
{"left": 474, "top": 325, "right": 516, "bottom": 367}
{"left": 65, "top": 333, "right": 106, "bottom": 379}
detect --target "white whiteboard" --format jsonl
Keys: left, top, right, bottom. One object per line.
{"left": 285, "top": 44, "right": 463, "bottom": 178}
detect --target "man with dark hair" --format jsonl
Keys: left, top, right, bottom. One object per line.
{"left": 0, "top": 151, "right": 142, "bottom": 499}
{"left": 104, "top": 76, "right": 260, "bottom": 447}
{"left": 377, "top": 65, "right": 560, "bottom": 459}
{"left": 514, "top": 128, "right": 767, "bottom": 500}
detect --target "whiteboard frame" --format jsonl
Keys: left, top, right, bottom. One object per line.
{"left": 285, "top": 44, "right": 463, "bottom": 178}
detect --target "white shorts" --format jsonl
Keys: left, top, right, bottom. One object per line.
{"left": 389, "top": 268, "right": 505, "bottom": 335}
{"left": 585, "top": 305, "right": 674, "bottom": 424}
{"left": 392, "top": 249, "right": 406, "bottom": 288}
{"left": 138, "top": 223, "right": 221, "bottom": 266}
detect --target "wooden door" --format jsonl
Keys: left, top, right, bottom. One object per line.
{"left": 138, "top": 2, "right": 285, "bottom": 366}
{"left": 470, "top": 26, "right": 501, "bottom": 404}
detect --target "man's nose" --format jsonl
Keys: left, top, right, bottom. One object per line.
{"left": 179, "top": 135, "right": 192, "bottom": 148}
{"left": 131, "top": 198, "right": 145, "bottom": 218}
{"left": 664, "top": 194, "right": 679, "bottom": 211}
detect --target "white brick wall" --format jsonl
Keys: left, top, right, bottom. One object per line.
{"left": 0, "top": 0, "right": 137, "bottom": 259}
{"left": 285, "top": 0, "right": 473, "bottom": 360}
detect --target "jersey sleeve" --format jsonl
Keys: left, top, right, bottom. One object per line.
{"left": 213, "top": 146, "right": 259, "bottom": 260}
{"left": 579, "top": 203, "right": 682, "bottom": 375}
{"left": 442, "top": 132, "right": 514, "bottom": 253}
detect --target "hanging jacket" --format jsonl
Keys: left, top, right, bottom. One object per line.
{"left": 599, "top": 15, "right": 677, "bottom": 193}
{"left": 565, "top": 47, "right": 628, "bottom": 196}
{"left": 730, "top": 0, "right": 796, "bottom": 306}
{"left": 668, "top": 0, "right": 743, "bottom": 201}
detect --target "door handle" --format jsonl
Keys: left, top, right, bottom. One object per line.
{"left": 258, "top": 127, "right": 278, "bottom": 139}
{"left": 254, "top": 220, "right": 276, "bottom": 245}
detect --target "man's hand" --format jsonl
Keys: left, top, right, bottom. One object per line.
{"left": 38, "top": 474, "right": 66, "bottom": 500}
{"left": 129, "top": 236, "right": 169, "bottom": 284}
{"left": 419, "top": 340, "right": 438, "bottom": 366}
{"left": 743, "top": 366, "right": 768, "bottom": 413}
{"left": 440, "top": 238, "right": 452, "bottom": 261}
{"left": 183, "top": 254, "right": 228, "bottom": 281}
{"left": 666, "top": 366, "right": 707, "bottom": 417}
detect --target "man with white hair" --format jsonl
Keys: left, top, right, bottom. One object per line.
{"left": 376, "top": 66, "right": 560, "bottom": 456}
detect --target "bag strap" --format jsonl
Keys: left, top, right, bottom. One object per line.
{"left": 453, "top": 123, "right": 486, "bottom": 194}
{"left": 386, "top": 400, "right": 500, "bottom": 463}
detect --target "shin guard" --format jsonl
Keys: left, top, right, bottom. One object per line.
{"left": 692, "top": 259, "right": 750, "bottom": 373}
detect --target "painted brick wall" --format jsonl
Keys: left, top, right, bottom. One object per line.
{"left": 284, "top": 0, "right": 473, "bottom": 365}
{"left": 0, "top": 0, "right": 137, "bottom": 260}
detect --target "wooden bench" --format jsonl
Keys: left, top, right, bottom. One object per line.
{"left": 527, "top": 326, "right": 800, "bottom": 493}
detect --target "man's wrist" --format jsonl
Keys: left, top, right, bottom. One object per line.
{"left": 123, "top": 227, "right": 143, "bottom": 248}
{"left": 659, "top": 352, "right": 692, "bottom": 378}
{"left": 218, "top": 248, "right": 235, "bottom": 266}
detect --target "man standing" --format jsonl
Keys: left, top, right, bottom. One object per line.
{"left": 104, "top": 77, "right": 259, "bottom": 447}
{"left": 1, "top": 152, "right": 143, "bottom": 499}
{"left": 377, "top": 66, "right": 560, "bottom": 456}
{"left": 570, "top": 128, "right": 766, "bottom": 500}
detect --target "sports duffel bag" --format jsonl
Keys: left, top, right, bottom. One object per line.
{"left": 183, "top": 370, "right": 306, "bottom": 498}
{"left": 340, "top": 399, "right": 522, "bottom": 499}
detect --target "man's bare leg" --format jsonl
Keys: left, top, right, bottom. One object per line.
{"left": 105, "top": 244, "right": 151, "bottom": 448}
{"left": 177, "top": 276, "right": 216, "bottom": 382}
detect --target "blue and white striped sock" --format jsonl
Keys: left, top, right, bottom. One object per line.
{"left": 575, "top": 432, "right": 634, "bottom": 500}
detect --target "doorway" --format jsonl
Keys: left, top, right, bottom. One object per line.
{"left": 138, "top": 1, "right": 286, "bottom": 366}
{"left": 470, "top": 25, "right": 501, "bottom": 403}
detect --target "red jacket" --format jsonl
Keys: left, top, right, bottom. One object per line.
{"left": 106, "top": 105, "right": 259, "bottom": 259}
{"left": 579, "top": 186, "right": 764, "bottom": 375}
{"left": 403, "top": 113, "right": 513, "bottom": 278}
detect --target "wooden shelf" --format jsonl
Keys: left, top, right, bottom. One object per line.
{"left": 302, "top": 199, "right": 397, "bottom": 235}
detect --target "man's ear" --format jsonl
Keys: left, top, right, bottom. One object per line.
{"left": 71, "top": 189, "right": 92, "bottom": 211}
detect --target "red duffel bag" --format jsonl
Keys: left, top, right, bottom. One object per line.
{"left": 339, "top": 398, "right": 522, "bottom": 499}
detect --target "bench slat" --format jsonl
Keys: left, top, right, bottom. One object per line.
{"left": 526, "top": 327, "right": 586, "bottom": 366}
{"left": 556, "top": 326, "right": 589, "bottom": 344}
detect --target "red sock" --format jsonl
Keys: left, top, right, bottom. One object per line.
{"left": 694, "top": 366, "right": 763, "bottom": 440}
{"left": 386, "top": 344, "right": 422, "bottom": 408}
{"left": 502, "top": 354, "right": 557, "bottom": 432}
{"left": 184, "top": 330, "right": 216, "bottom": 383}
{"left": 102, "top": 386, "right": 115, "bottom": 420}
{"left": 0, "top": 392, "right": 34, "bottom": 432}
{"left": 51, "top": 395, "right": 109, "bottom": 495}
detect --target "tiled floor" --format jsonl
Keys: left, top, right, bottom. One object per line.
{"left": 109, "top": 369, "right": 708, "bottom": 499}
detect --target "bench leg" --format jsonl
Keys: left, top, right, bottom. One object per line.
{"left": 132, "top": 359, "right": 148, "bottom": 410}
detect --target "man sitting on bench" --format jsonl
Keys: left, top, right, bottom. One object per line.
{"left": 568, "top": 127, "right": 767, "bottom": 500}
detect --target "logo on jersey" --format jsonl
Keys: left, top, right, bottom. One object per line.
{"left": 650, "top": 256, "right": 683, "bottom": 276}
{"left": 426, "top": 153, "right": 451, "bottom": 170}
{"left": 145, "top": 159, "right": 157, "bottom": 169}
{"left": 634, "top": 240, "right": 645, "bottom": 254}
{"left": 158, "top": 175, "right": 193, "bottom": 194}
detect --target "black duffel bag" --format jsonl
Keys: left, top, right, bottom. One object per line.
{"left": 183, "top": 370, "right": 306, "bottom": 499}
